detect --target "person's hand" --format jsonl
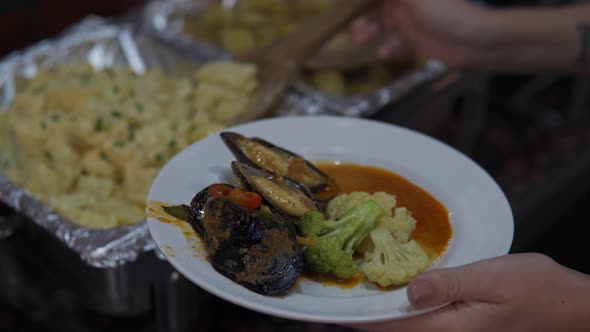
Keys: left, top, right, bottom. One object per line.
{"left": 350, "top": 253, "right": 590, "bottom": 332}
{"left": 349, "top": 0, "right": 497, "bottom": 68}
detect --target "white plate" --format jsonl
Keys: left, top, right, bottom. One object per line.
{"left": 146, "top": 116, "right": 513, "bottom": 323}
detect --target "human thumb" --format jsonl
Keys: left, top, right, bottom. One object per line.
{"left": 407, "top": 263, "right": 494, "bottom": 309}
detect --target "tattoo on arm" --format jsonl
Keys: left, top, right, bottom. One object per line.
{"left": 577, "top": 22, "right": 590, "bottom": 65}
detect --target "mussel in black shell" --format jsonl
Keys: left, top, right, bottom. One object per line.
{"left": 220, "top": 131, "right": 340, "bottom": 195}
{"left": 231, "top": 161, "right": 320, "bottom": 219}
{"left": 189, "top": 185, "right": 303, "bottom": 295}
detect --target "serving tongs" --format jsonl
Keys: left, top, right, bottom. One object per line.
{"left": 234, "top": 0, "right": 374, "bottom": 124}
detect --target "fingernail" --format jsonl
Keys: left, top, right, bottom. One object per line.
{"left": 409, "top": 279, "right": 434, "bottom": 306}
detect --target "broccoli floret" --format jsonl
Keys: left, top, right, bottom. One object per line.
{"left": 300, "top": 200, "right": 385, "bottom": 279}
{"left": 298, "top": 210, "right": 324, "bottom": 238}
{"left": 304, "top": 236, "right": 358, "bottom": 279}
{"left": 360, "top": 227, "right": 431, "bottom": 287}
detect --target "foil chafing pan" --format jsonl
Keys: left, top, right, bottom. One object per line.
{"left": 0, "top": 15, "right": 315, "bottom": 270}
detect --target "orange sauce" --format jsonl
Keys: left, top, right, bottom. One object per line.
{"left": 301, "top": 272, "right": 364, "bottom": 289}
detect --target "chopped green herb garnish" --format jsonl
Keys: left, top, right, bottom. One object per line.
{"left": 32, "top": 84, "right": 48, "bottom": 95}
{"left": 162, "top": 204, "right": 190, "bottom": 221}
{"left": 104, "top": 68, "right": 115, "bottom": 77}
{"left": 79, "top": 73, "right": 91, "bottom": 85}
{"left": 40, "top": 120, "right": 47, "bottom": 129}
{"left": 127, "top": 124, "right": 137, "bottom": 141}
{"left": 44, "top": 150, "right": 53, "bottom": 160}
{"left": 212, "top": 98, "right": 222, "bottom": 108}
{"left": 184, "top": 94, "right": 194, "bottom": 102}
{"left": 112, "top": 85, "right": 120, "bottom": 95}
{"left": 113, "top": 140, "right": 125, "bottom": 148}
{"left": 72, "top": 175, "right": 81, "bottom": 187}
{"left": 189, "top": 124, "right": 199, "bottom": 133}
{"left": 168, "top": 139, "right": 177, "bottom": 149}
{"left": 99, "top": 153, "right": 108, "bottom": 160}
{"left": 155, "top": 154, "right": 164, "bottom": 162}
{"left": 51, "top": 114, "right": 60, "bottom": 122}
{"left": 95, "top": 117, "right": 104, "bottom": 132}
{"left": 135, "top": 103, "right": 144, "bottom": 113}
{"left": 111, "top": 110, "right": 122, "bottom": 118}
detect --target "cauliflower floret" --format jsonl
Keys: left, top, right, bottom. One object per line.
{"left": 360, "top": 228, "right": 430, "bottom": 287}
{"left": 371, "top": 192, "right": 398, "bottom": 213}
{"left": 327, "top": 191, "right": 396, "bottom": 222}
{"left": 380, "top": 207, "right": 417, "bottom": 243}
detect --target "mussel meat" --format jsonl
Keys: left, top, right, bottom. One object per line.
{"left": 220, "top": 131, "right": 341, "bottom": 195}
{"left": 189, "top": 185, "right": 303, "bottom": 295}
{"left": 231, "top": 161, "right": 319, "bottom": 219}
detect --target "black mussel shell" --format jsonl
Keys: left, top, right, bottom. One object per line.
{"left": 189, "top": 193, "right": 303, "bottom": 295}
{"left": 188, "top": 186, "right": 210, "bottom": 236}
{"left": 231, "top": 161, "right": 320, "bottom": 219}
{"left": 220, "top": 131, "right": 340, "bottom": 194}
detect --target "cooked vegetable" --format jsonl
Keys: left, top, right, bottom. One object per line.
{"left": 304, "top": 236, "right": 358, "bottom": 280}
{"left": 360, "top": 228, "right": 430, "bottom": 287}
{"left": 307, "top": 70, "right": 346, "bottom": 96}
{"left": 380, "top": 207, "right": 416, "bottom": 243}
{"left": 297, "top": 210, "right": 324, "bottom": 238}
{"left": 207, "top": 184, "right": 262, "bottom": 210}
{"left": 189, "top": 189, "right": 303, "bottom": 295}
{"left": 162, "top": 204, "right": 190, "bottom": 221}
{"left": 300, "top": 200, "right": 384, "bottom": 279}
{"left": 327, "top": 192, "right": 396, "bottom": 224}
{"left": 183, "top": 0, "right": 335, "bottom": 55}
{"left": 327, "top": 192, "right": 417, "bottom": 254}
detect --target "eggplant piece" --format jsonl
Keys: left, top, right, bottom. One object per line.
{"left": 220, "top": 131, "right": 341, "bottom": 194}
{"left": 231, "top": 161, "right": 320, "bottom": 219}
{"left": 189, "top": 186, "right": 302, "bottom": 295}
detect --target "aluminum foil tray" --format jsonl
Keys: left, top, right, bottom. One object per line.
{"left": 141, "top": 0, "right": 447, "bottom": 117}
{"left": 0, "top": 15, "right": 315, "bottom": 268}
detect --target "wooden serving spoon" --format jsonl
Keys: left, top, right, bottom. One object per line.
{"left": 233, "top": 0, "right": 374, "bottom": 124}
{"left": 304, "top": 32, "right": 389, "bottom": 71}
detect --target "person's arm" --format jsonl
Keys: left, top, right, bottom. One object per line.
{"left": 348, "top": 253, "right": 590, "bottom": 332}
{"left": 474, "top": 3, "right": 590, "bottom": 73}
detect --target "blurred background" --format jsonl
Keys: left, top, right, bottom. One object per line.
{"left": 0, "top": 0, "right": 589, "bottom": 331}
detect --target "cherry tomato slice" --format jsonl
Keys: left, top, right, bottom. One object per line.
{"left": 207, "top": 184, "right": 234, "bottom": 198}
{"left": 227, "top": 191, "right": 263, "bottom": 210}
{"left": 207, "top": 184, "right": 262, "bottom": 210}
